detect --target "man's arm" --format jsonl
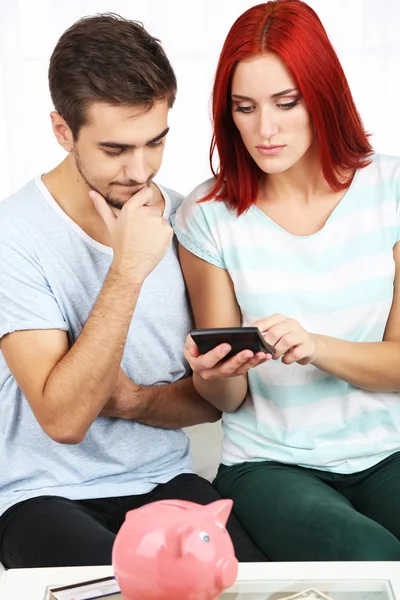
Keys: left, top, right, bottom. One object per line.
{"left": 1, "top": 269, "right": 140, "bottom": 444}
{"left": 101, "top": 370, "right": 221, "bottom": 427}
{"left": 1, "top": 187, "right": 174, "bottom": 444}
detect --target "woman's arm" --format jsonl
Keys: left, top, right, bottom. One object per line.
{"left": 312, "top": 243, "right": 400, "bottom": 389}
{"left": 256, "top": 243, "right": 400, "bottom": 392}
{"left": 179, "top": 245, "right": 269, "bottom": 412}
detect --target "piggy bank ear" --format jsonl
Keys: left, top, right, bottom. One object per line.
{"left": 165, "top": 524, "right": 194, "bottom": 558}
{"left": 206, "top": 499, "right": 233, "bottom": 527}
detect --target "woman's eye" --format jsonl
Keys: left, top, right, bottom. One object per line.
{"left": 235, "top": 106, "right": 254, "bottom": 114}
{"left": 277, "top": 99, "right": 299, "bottom": 110}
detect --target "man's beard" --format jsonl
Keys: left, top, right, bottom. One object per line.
{"left": 74, "top": 152, "right": 153, "bottom": 210}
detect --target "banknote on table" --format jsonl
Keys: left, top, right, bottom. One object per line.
{"left": 221, "top": 586, "right": 333, "bottom": 599}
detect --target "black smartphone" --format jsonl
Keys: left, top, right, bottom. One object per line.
{"left": 190, "top": 327, "right": 276, "bottom": 361}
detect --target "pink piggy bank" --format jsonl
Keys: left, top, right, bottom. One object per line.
{"left": 112, "top": 498, "right": 238, "bottom": 600}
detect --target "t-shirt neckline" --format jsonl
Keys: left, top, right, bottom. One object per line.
{"left": 250, "top": 167, "right": 362, "bottom": 240}
{"left": 35, "top": 175, "right": 171, "bottom": 255}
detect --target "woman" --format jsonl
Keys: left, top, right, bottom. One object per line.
{"left": 173, "top": 0, "right": 400, "bottom": 561}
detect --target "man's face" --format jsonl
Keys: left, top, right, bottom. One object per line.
{"left": 72, "top": 100, "right": 169, "bottom": 209}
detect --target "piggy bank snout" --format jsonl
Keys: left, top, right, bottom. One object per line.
{"left": 216, "top": 556, "right": 238, "bottom": 590}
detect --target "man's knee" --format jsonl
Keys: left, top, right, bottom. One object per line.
{"left": 0, "top": 495, "right": 114, "bottom": 568}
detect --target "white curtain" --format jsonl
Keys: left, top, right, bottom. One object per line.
{"left": 0, "top": 0, "right": 399, "bottom": 199}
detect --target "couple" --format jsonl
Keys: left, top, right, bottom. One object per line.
{"left": 2, "top": 1, "right": 400, "bottom": 568}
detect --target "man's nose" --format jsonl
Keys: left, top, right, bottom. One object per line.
{"left": 124, "top": 150, "right": 150, "bottom": 184}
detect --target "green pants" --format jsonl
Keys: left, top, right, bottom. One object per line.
{"left": 214, "top": 451, "right": 400, "bottom": 561}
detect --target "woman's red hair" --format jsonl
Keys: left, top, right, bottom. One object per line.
{"left": 203, "top": 0, "right": 373, "bottom": 215}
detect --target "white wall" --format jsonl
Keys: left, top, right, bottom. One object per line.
{"left": 0, "top": 0, "right": 399, "bottom": 199}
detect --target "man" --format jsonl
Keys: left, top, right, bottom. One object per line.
{"left": 0, "top": 14, "right": 266, "bottom": 567}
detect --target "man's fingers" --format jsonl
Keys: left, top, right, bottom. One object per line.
{"left": 141, "top": 206, "right": 163, "bottom": 218}
{"left": 89, "top": 190, "right": 117, "bottom": 230}
{"left": 125, "top": 185, "right": 155, "bottom": 209}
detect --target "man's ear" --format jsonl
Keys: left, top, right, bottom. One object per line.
{"left": 50, "top": 111, "right": 74, "bottom": 152}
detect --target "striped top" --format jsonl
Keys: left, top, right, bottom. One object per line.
{"left": 173, "top": 153, "right": 400, "bottom": 474}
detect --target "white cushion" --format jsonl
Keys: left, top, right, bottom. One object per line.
{"left": 184, "top": 421, "right": 223, "bottom": 482}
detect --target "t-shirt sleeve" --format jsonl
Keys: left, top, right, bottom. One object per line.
{"left": 172, "top": 182, "right": 226, "bottom": 270}
{"left": 0, "top": 216, "right": 69, "bottom": 340}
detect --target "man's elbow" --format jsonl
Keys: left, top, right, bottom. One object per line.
{"left": 42, "top": 419, "right": 87, "bottom": 445}
{"left": 51, "top": 431, "right": 86, "bottom": 445}
{"left": 38, "top": 390, "right": 92, "bottom": 444}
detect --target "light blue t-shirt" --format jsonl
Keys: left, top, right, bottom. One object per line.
{"left": 0, "top": 177, "right": 194, "bottom": 517}
{"left": 174, "top": 153, "right": 400, "bottom": 474}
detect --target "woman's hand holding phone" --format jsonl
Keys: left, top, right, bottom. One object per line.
{"left": 184, "top": 331, "right": 272, "bottom": 381}
{"left": 185, "top": 313, "right": 319, "bottom": 381}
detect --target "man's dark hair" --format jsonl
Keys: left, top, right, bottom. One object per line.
{"left": 48, "top": 13, "right": 177, "bottom": 138}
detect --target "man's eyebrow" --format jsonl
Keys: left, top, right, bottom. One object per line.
{"left": 231, "top": 88, "right": 298, "bottom": 102}
{"left": 98, "top": 127, "right": 170, "bottom": 150}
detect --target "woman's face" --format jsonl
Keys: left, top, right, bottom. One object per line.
{"left": 231, "top": 53, "right": 315, "bottom": 175}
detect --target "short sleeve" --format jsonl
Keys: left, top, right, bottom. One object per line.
{"left": 0, "top": 216, "right": 69, "bottom": 340}
{"left": 172, "top": 179, "right": 226, "bottom": 269}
